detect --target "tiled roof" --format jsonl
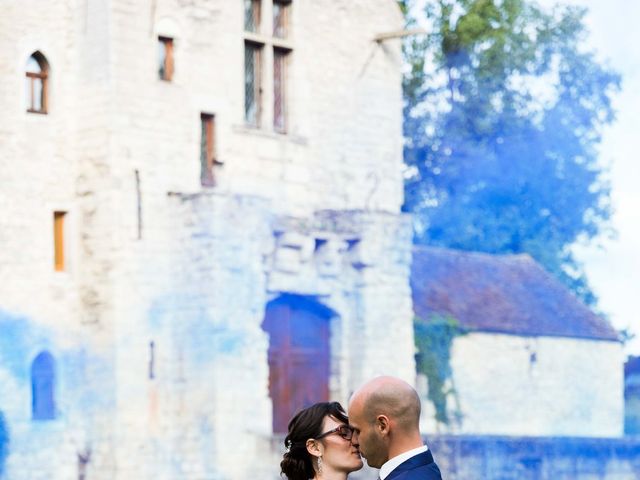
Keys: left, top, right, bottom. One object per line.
{"left": 411, "top": 246, "right": 619, "bottom": 341}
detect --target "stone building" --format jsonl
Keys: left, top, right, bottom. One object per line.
{"left": 0, "top": 1, "right": 415, "bottom": 479}
{"left": 411, "top": 246, "right": 624, "bottom": 438}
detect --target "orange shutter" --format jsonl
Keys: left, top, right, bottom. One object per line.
{"left": 53, "top": 212, "right": 65, "bottom": 271}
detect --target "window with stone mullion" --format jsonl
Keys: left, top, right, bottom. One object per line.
{"left": 273, "top": 0, "right": 291, "bottom": 38}
{"left": 273, "top": 48, "right": 289, "bottom": 132}
{"left": 244, "top": 0, "right": 261, "bottom": 32}
{"left": 244, "top": 41, "right": 263, "bottom": 126}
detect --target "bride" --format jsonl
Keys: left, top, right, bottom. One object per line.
{"left": 280, "top": 402, "right": 363, "bottom": 480}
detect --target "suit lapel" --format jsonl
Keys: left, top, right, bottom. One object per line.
{"left": 386, "top": 450, "right": 435, "bottom": 479}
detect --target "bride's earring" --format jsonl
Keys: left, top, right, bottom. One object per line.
{"left": 317, "top": 456, "right": 323, "bottom": 475}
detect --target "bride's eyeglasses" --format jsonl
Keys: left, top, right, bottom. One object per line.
{"left": 315, "top": 425, "right": 355, "bottom": 441}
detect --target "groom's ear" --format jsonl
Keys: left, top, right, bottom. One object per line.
{"left": 376, "top": 414, "right": 390, "bottom": 435}
{"left": 306, "top": 439, "right": 322, "bottom": 457}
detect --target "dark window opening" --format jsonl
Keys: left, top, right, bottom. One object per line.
{"left": 149, "top": 341, "right": 156, "bottom": 379}
{"left": 25, "top": 52, "right": 49, "bottom": 114}
{"left": 158, "top": 36, "right": 174, "bottom": 81}
{"left": 200, "top": 113, "right": 216, "bottom": 186}
{"left": 314, "top": 238, "right": 328, "bottom": 252}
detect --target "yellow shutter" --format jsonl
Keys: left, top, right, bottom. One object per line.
{"left": 53, "top": 212, "right": 65, "bottom": 271}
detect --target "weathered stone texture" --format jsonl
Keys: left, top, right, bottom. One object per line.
{"left": 1, "top": 1, "right": 412, "bottom": 479}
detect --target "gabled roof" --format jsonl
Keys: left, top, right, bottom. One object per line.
{"left": 411, "top": 246, "right": 619, "bottom": 341}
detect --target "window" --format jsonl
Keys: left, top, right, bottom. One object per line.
{"left": 158, "top": 36, "right": 174, "bottom": 81}
{"left": 273, "top": 48, "right": 289, "bottom": 132}
{"left": 53, "top": 211, "right": 66, "bottom": 271}
{"left": 244, "top": 0, "right": 261, "bottom": 32}
{"left": 244, "top": 42, "right": 262, "bottom": 126}
{"left": 243, "top": 1, "right": 293, "bottom": 131}
{"left": 273, "top": 0, "right": 291, "bottom": 38}
{"left": 31, "top": 351, "right": 56, "bottom": 421}
{"left": 25, "top": 52, "right": 49, "bottom": 114}
{"left": 200, "top": 113, "right": 216, "bottom": 186}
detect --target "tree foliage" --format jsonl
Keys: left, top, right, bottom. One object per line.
{"left": 401, "top": 0, "right": 620, "bottom": 304}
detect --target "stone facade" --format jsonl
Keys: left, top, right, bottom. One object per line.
{"left": 0, "top": 1, "right": 414, "bottom": 479}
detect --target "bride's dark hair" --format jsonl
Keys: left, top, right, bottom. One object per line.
{"left": 280, "top": 401, "right": 349, "bottom": 480}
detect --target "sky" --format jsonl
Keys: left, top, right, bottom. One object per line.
{"left": 539, "top": 0, "right": 640, "bottom": 356}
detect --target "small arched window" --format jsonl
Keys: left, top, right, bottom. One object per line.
{"left": 25, "top": 52, "right": 49, "bottom": 114}
{"left": 31, "top": 351, "right": 56, "bottom": 420}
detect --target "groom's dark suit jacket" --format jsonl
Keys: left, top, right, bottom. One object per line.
{"left": 385, "top": 450, "right": 442, "bottom": 480}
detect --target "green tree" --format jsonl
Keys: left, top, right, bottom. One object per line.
{"left": 401, "top": 0, "right": 620, "bottom": 305}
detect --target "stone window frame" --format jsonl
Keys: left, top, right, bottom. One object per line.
{"left": 25, "top": 51, "right": 49, "bottom": 114}
{"left": 243, "top": 0, "right": 293, "bottom": 132}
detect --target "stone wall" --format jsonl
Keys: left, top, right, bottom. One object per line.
{"left": 153, "top": 198, "right": 415, "bottom": 479}
{"left": 0, "top": 1, "right": 117, "bottom": 478}
{"left": 0, "top": 1, "right": 413, "bottom": 479}
{"left": 428, "top": 434, "right": 640, "bottom": 480}
{"left": 419, "top": 332, "right": 624, "bottom": 437}
{"left": 106, "top": 0, "right": 405, "bottom": 217}
{"left": 258, "top": 434, "right": 640, "bottom": 480}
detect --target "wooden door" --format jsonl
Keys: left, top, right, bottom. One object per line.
{"left": 262, "top": 295, "right": 331, "bottom": 433}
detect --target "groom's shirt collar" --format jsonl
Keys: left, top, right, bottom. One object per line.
{"left": 379, "top": 445, "right": 429, "bottom": 480}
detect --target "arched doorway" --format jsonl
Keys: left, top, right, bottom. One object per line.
{"left": 262, "top": 295, "right": 333, "bottom": 433}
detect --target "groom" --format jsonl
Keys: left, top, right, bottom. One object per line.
{"left": 348, "top": 376, "right": 442, "bottom": 480}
